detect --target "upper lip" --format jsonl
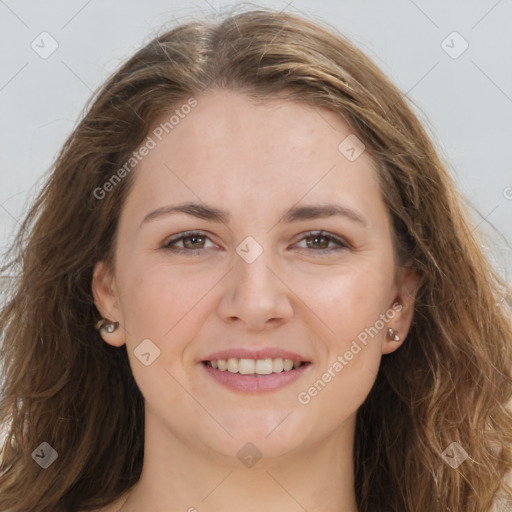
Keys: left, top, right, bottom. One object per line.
{"left": 201, "top": 348, "right": 310, "bottom": 362}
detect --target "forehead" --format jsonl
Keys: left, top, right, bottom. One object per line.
{"left": 123, "top": 89, "right": 383, "bottom": 223}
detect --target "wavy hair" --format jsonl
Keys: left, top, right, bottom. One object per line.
{"left": 1, "top": 6, "right": 511, "bottom": 511}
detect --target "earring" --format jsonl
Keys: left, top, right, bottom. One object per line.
{"left": 95, "top": 318, "right": 119, "bottom": 333}
{"left": 387, "top": 328, "right": 400, "bottom": 341}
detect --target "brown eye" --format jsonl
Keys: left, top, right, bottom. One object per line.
{"left": 295, "top": 231, "right": 349, "bottom": 253}
{"left": 305, "top": 234, "right": 331, "bottom": 250}
{"left": 181, "top": 234, "right": 206, "bottom": 249}
{"left": 162, "top": 231, "right": 215, "bottom": 254}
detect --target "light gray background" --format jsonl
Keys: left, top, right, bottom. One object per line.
{"left": 1, "top": 0, "right": 511, "bottom": 282}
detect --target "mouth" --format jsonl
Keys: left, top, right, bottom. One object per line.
{"left": 202, "top": 358, "right": 310, "bottom": 375}
{"left": 200, "top": 357, "right": 312, "bottom": 393}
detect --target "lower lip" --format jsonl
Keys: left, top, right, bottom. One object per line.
{"left": 201, "top": 363, "right": 312, "bottom": 393}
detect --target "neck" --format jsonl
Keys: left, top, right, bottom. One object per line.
{"left": 119, "top": 411, "right": 359, "bottom": 512}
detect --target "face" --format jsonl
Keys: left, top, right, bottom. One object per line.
{"left": 93, "top": 89, "right": 419, "bottom": 463}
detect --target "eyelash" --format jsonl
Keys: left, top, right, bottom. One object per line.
{"left": 161, "top": 230, "right": 350, "bottom": 255}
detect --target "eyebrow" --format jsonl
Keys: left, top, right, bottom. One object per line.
{"left": 139, "top": 201, "right": 368, "bottom": 228}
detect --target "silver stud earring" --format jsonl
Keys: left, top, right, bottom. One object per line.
{"left": 387, "top": 328, "right": 400, "bottom": 341}
{"left": 95, "top": 318, "right": 119, "bottom": 333}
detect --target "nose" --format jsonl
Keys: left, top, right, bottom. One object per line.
{"left": 216, "top": 247, "right": 294, "bottom": 331}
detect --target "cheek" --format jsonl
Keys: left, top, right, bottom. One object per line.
{"left": 117, "top": 256, "right": 224, "bottom": 347}
{"left": 117, "top": 259, "right": 221, "bottom": 405}
{"left": 295, "top": 261, "right": 394, "bottom": 422}
{"left": 292, "top": 258, "right": 394, "bottom": 345}
{"left": 291, "top": 258, "right": 393, "bottom": 400}
{"left": 296, "top": 354, "right": 379, "bottom": 437}
{"left": 117, "top": 263, "right": 172, "bottom": 338}
{"left": 293, "top": 268, "right": 390, "bottom": 413}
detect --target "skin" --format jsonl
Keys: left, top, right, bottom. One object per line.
{"left": 91, "top": 89, "right": 420, "bottom": 512}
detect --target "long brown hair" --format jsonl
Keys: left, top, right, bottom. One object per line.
{"left": 1, "top": 6, "right": 511, "bottom": 511}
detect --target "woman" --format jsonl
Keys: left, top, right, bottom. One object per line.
{"left": 0, "top": 7, "right": 511, "bottom": 512}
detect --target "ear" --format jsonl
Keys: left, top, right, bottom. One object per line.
{"left": 91, "top": 260, "right": 126, "bottom": 347}
{"left": 382, "top": 265, "right": 421, "bottom": 355}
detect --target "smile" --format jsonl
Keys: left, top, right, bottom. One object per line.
{"left": 201, "top": 358, "right": 312, "bottom": 393}
{"left": 204, "top": 357, "right": 308, "bottom": 374}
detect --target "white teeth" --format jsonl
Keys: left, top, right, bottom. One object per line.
{"left": 238, "top": 359, "right": 255, "bottom": 375}
{"left": 272, "top": 358, "right": 284, "bottom": 372}
{"left": 283, "top": 359, "right": 294, "bottom": 371}
{"left": 255, "top": 358, "right": 273, "bottom": 375}
{"left": 207, "top": 357, "right": 304, "bottom": 374}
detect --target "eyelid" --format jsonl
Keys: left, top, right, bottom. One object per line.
{"left": 292, "top": 230, "right": 350, "bottom": 251}
{"left": 161, "top": 229, "right": 351, "bottom": 254}
{"left": 162, "top": 230, "right": 216, "bottom": 251}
